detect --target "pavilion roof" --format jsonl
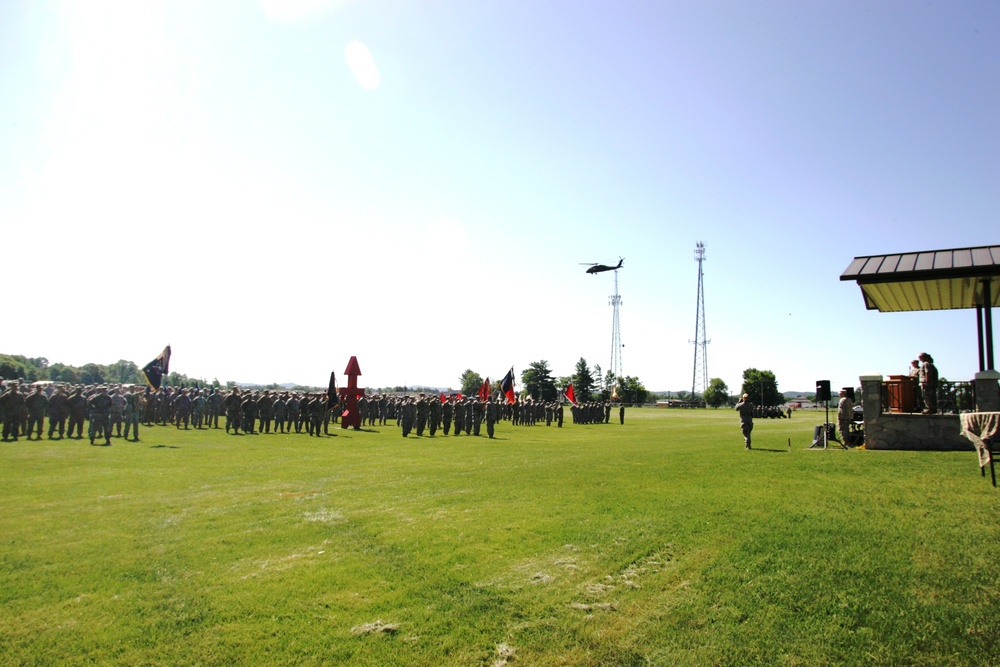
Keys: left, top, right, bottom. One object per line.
{"left": 840, "top": 245, "right": 1000, "bottom": 312}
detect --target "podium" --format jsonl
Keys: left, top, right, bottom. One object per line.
{"left": 884, "top": 375, "right": 919, "bottom": 413}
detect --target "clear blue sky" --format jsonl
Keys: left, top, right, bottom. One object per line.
{"left": 2, "top": 1, "right": 997, "bottom": 394}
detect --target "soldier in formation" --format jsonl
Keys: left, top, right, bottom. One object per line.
{"left": 24, "top": 384, "right": 48, "bottom": 440}
{"left": 87, "top": 386, "right": 113, "bottom": 446}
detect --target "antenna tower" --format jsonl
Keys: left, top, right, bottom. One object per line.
{"left": 609, "top": 268, "right": 623, "bottom": 387}
{"left": 690, "top": 242, "right": 710, "bottom": 400}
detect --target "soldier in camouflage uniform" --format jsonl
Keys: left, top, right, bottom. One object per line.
{"left": 257, "top": 390, "right": 274, "bottom": 434}
{"left": 109, "top": 388, "right": 126, "bottom": 437}
{"left": 378, "top": 394, "right": 389, "bottom": 426}
{"left": 192, "top": 390, "right": 207, "bottom": 429}
{"left": 47, "top": 385, "right": 69, "bottom": 439}
{"left": 472, "top": 398, "right": 483, "bottom": 436}
{"left": 1, "top": 383, "right": 25, "bottom": 441}
{"left": 174, "top": 389, "right": 192, "bottom": 429}
{"left": 87, "top": 387, "right": 113, "bottom": 446}
{"left": 241, "top": 391, "right": 256, "bottom": 434}
{"left": 442, "top": 395, "right": 453, "bottom": 435}
{"left": 67, "top": 387, "right": 88, "bottom": 439}
{"left": 286, "top": 393, "right": 301, "bottom": 433}
{"left": 223, "top": 388, "right": 242, "bottom": 434}
{"left": 485, "top": 398, "right": 499, "bottom": 439}
{"left": 123, "top": 387, "right": 143, "bottom": 441}
{"left": 207, "top": 389, "right": 223, "bottom": 428}
{"left": 400, "top": 396, "right": 415, "bottom": 437}
{"left": 307, "top": 394, "right": 325, "bottom": 436}
{"left": 25, "top": 384, "right": 48, "bottom": 440}
{"left": 428, "top": 395, "right": 441, "bottom": 436}
{"left": 272, "top": 393, "right": 287, "bottom": 433}
{"left": 415, "top": 394, "right": 428, "bottom": 436}
{"left": 452, "top": 397, "right": 465, "bottom": 435}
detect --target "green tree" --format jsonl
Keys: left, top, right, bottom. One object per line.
{"left": 107, "top": 359, "right": 141, "bottom": 384}
{"left": 50, "top": 364, "right": 79, "bottom": 384}
{"left": 741, "top": 368, "right": 781, "bottom": 407}
{"left": 703, "top": 378, "right": 730, "bottom": 408}
{"left": 601, "top": 369, "right": 617, "bottom": 401}
{"left": 80, "top": 363, "right": 105, "bottom": 385}
{"left": 573, "top": 358, "right": 596, "bottom": 402}
{"left": 620, "top": 376, "right": 648, "bottom": 405}
{"left": 0, "top": 354, "right": 34, "bottom": 382}
{"left": 521, "top": 361, "right": 557, "bottom": 402}
{"left": 459, "top": 369, "right": 484, "bottom": 397}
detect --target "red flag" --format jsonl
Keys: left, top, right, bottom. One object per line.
{"left": 477, "top": 377, "right": 490, "bottom": 401}
{"left": 564, "top": 383, "right": 576, "bottom": 405}
{"left": 500, "top": 367, "right": 516, "bottom": 403}
{"left": 440, "top": 392, "right": 447, "bottom": 403}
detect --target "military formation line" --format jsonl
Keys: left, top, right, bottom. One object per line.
{"left": 0, "top": 382, "right": 624, "bottom": 445}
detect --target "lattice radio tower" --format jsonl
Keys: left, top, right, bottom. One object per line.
{"left": 609, "top": 267, "right": 623, "bottom": 386}
{"left": 690, "top": 242, "right": 710, "bottom": 400}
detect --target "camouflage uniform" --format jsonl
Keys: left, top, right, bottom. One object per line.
{"left": 123, "top": 389, "right": 143, "bottom": 441}
{"left": 223, "top": 389, "right": 242, "bottom": 434}
{"left": 67, "top": 388, "right": 88, "bottom": 438}
{"left": 400, "top": 397, "right": 415, "bottom": 437}
{"left": 272, "top": 394, "right": 287, "bottom": 433}
{"left": 207, "top": 390, "right": 223, "bottom": 428}
{"left": 47, "top": 387, "right": 69, "bottom": 438}
{"left": 108, "top": 389, "right": 126, "bottom": 437}
{"left": 286, "top": 394, "right": 301, "bottom": 433}
{"left": 428, "top": 397, "right": 441, "bottom": 436}
{"left": 241, "top": 393, "right": 256, "bottom": 434}
{"left": 257, "top": 391, "right": 274, "bottom": 434}
{"left": 415, "top": 395, "right": 428, "bottom": 436}
{"left": 174, "top": 390, "right": 192, "bottom": 429}
{"left": 485, "top": 399, "right": 498, "bottom": 439}
{"left": 472, "top": 399, "right": 483, "bottom": 436}
{"left": 88, "top": 389, "right": 113, "bottom": 445}
{"left": 0, "top": 384, "right": 25, "bottom": 441}
{"left": 25, "top": 386, "right": 48, "bottom": 440}
{"left": 735, "top": 395, "right": 753, "bottom": 449}
{"left": 442, "top": 397, "right": 453, "bottom": 435}
{"left": 192, "top": 391, "right": 207, "bottom": 429}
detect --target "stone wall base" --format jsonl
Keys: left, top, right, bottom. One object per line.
{"left": 864, "top": 413, "right": 972, "bottom": 451}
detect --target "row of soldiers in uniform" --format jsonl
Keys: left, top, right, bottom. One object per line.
{"left": 354, "top": 393, "right": 621, "bottom": 438}
{"left": 0, "top": 382, "right": 146, "bottom": 445}
{"left": 0, "top": 383, "right": 342, "bottom": 444}
{"left": 752, "top": 405, "right": 792, "bottom": 419}
{"left": 570, "top": 401, "right": 621, "bottom": 424}
{"left": 1, "top": 381, "right": 625, "bottom": 445}
{"left": 352, "top": 394, "right": 572, "bottom": 434}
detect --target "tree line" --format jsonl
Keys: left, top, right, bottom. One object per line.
{"left": 0, "top": 353, "right": 218, "bottom": 389}
{"left": 457, "top": 358, "right": 649, "bottom": 405}
{"left": 701, "top": 368, "right": 784, "bottom": 408}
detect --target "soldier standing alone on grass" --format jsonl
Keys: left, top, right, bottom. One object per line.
{"left": 735, "top": 393, "right": 753, "bottom": 450}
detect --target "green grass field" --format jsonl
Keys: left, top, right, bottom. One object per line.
{"left": 1, "top": 409, "right": 998, "bottom": 666}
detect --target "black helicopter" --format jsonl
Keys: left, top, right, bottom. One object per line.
{"left": 581, "top": 257, "right": 624, "bottom": 274}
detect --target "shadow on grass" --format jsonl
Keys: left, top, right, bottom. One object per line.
{"left": 151, "top": 444, "right": 180, "bottom": 449}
